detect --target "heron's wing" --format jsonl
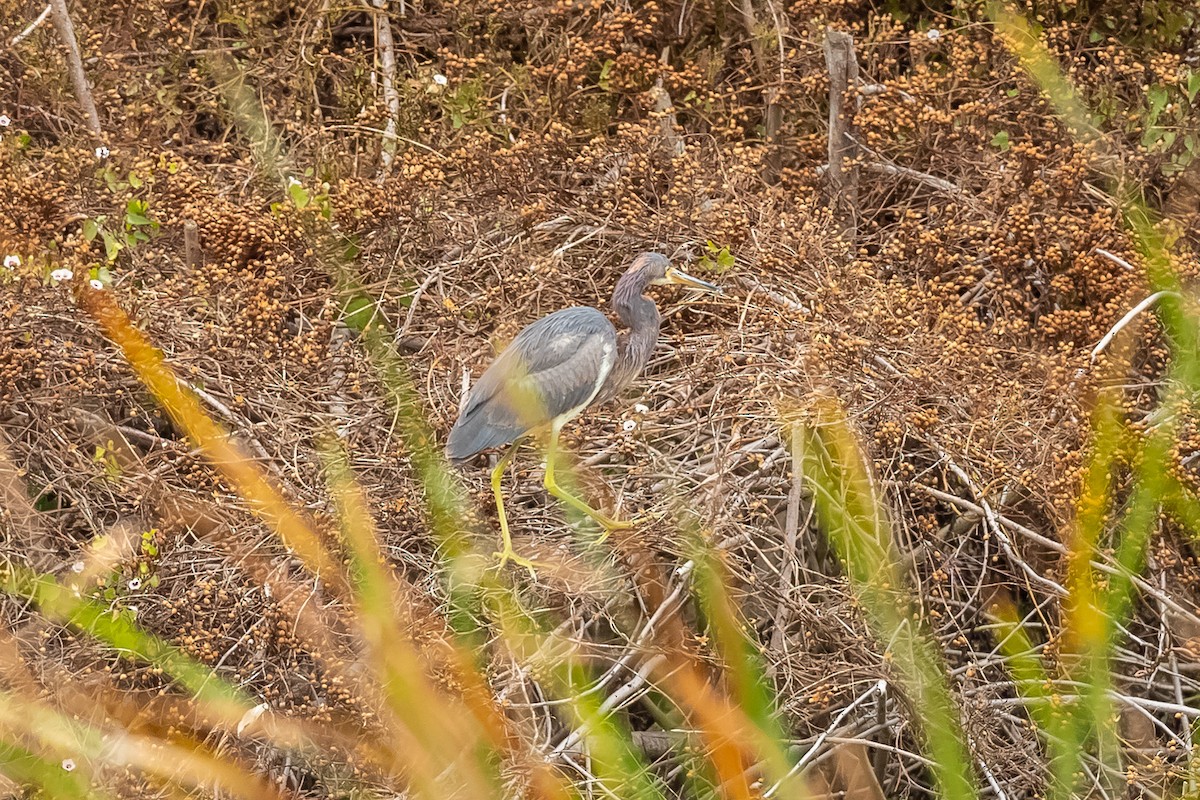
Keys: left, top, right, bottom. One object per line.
{"left": 446, "top": 307, "right": 617, "bottom": 461}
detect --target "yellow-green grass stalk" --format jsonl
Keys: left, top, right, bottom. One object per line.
{"left": 990, "top": 6, "right": 1200, "bottom": 795}
{"left": 0, "top": 738, "right": 97, "bottom": 799}
{"left": 0, "top": 689, "right": 286, "bottom": 800}
{"left": 990, "top": 598, "right": 1078, "bottom": 798}
{"left": 320, "top": 437, "right": 514, "bottom": 798}
{"left": 688, "top": 539, "right": 806, "bottom": 798}
{"left": 0, "top": 572, "right": 309, "bottom": 797}
{"left": 789, "top": 400, "right": 977, "bottom": 800}
{"left": 486, "top": 584, "right": 670, "bottom": 800}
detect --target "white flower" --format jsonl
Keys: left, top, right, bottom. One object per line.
{"left": 89, "top": 279, "right": 104, "bottom": 290}
{"left": 633, "top": 403, "right": 650, "bottom": 414}
{"left": 432, "top": 73, "right": 448, "bottom": 86}
{"left": 926, "top": 28, "right": 941, "bottom": 41}
{"left": 127, "top": 578, "right": 142, "bottom": 591}
{"left": 0, "top": 115, "right": 10, "bottom": 127}
{"left": 622, "top": 419, "right": 637, "bottom": 432}
{"left": 71, "top": 561, "right": 85, "bottom": 573}
{"left": 61, "top": 759, "right": 76, "bottom": 772}
{"left": 286, "top": 175, "right": 301, "bottom": 187}
{"left": 95, "top": 145, "right": 110, "bottom": 159}
{"left": 50, "top": 268, "right": 74, "bottom": 282}
{"left": 3, "top": 254, "right": 18, "bottom": 270}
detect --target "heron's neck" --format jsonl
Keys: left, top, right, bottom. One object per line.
{"left": 603, "top": 290, "right": 660, "bottom": 398}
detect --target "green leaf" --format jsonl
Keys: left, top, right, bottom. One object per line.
{"left": 287, "top": 179, "right": 310, "bottom": 209}
{"left": 990, "top": 130, "right": 1011, "bottom": 150}
{"left": 716, "top": 246, "right": 735, "bottom": 272}
{"left": 125, "top": 199, "right": 153, "bottom": 227}
{"left": 103, "top": 169, "right": 128, "bottom": 194}
{"left": 1187, "top": 71, "right": 1200, "bottom": 104}
{"left": 1088, "top": 30, "right": 1103, "bottom": 43}
{"left": 1147, "top": 85, "right": 1168, "bottom": 122}
{"left": 598, "top": 59, "right": 615, "bottom": 91}
{"left": 342, "top": 294, "right": 377, "bottom": 332}
{"left": 128, "top": 171, "right": 143, "bottom": 189}
{"left": 82, "top": 219, "right": 98, "bottom": 242}
{"left": 101, "top": 230, "right": 122, "bottom": 261}
{"left": 1006, "top": 88, "right": 1020, "bottom": 97}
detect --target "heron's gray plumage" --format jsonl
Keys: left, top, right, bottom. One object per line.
{"left": 445, "top": 251, "right": 717, "bottom": 466}
{"left": 446, "top": 307, "right": 616, "bottom": 461}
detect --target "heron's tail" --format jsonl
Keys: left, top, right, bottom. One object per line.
{"left": 444, "top": 405, "right": 526, "bottom": 463}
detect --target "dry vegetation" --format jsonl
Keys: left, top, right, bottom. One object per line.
{"left": 2, "top": 0, "right": 1200, "bottom": 797}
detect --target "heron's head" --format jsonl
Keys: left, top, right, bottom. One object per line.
{"left": 628, "top": 252, "right": 721, "bottom": 293}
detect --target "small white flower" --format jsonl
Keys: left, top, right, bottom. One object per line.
{"left": 71, "top": 561, "right": 85, "bottom": 573}
{"left": 633, "top": 403, "right": 650, "bottom": 414}
{"left": 286, "top": 175, "right": 301, "bottom": 187}
{"left": 95, "top": 145, "right": 110, "bottom": 159}
{"left": 926, "top": 28, "right": 941, "bottom": 41}
{"left": 127, "top": 578, "right": 142, "bottom": 591}
{"left": 432, "top": 73, "right": 448, "bottom": 86}
{"left": 61, "top": 759, "right": 76, "bottom": 772}
{"left": 622, "top": 419, "right": 637, "bottom": 432}
{"left": 89, "top": 279, "right": 104, "bottom": 290}
{"left": 50, "top": 268, "right": 74, "bottom": 282}
{"left": 3, "top": 254, "right": 18, "bottom": 270}
{"left": 0, "top": 115, "right": 10, "bottom": 127}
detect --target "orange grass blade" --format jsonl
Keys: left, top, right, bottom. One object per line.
{"left": 78, "top": 287, "right": 344, "bottom": 589}
{"left": 0, "top": 690, "right": 284, "bottom": 800}
{"left": 321, "top": 439, "right": 502, "bottom": 798}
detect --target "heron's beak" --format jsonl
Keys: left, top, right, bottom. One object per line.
{"left": 666, "top": 267, "right": 722, "bottom": 294}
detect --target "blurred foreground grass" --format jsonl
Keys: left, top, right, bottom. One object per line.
{"left": 2, "top": 6, "right": 1199, "bottom": 798}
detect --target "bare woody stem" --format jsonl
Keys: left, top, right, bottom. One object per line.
{"left": 824, "top": 29, "right": 859, "bottom": 239}
{"left": 48, "top": 0, "right": 102, "bottom": 137}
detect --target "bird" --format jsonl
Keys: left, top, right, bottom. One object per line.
{"left": 445, "top": 252, "right": 721, "bottom": 571}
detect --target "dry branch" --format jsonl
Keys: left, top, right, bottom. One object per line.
{"left": 368, "top": 0, "right": 400, "bottom": 179}
{"left": 48, "top": 0, "right": 101, "bottom": 137}
{"left": 767, "top": 425, "right": 810, "bottom": 667}
{"left": 824, "top": 29, "right": 859, "bottom": 237}
{"left": 183, "top": 219, "right": 201, "bottom": 268}
{"left": 10, "top": 4, "right": 51, "bottom": 46}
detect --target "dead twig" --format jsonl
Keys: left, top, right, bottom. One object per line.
{"left": 367, "top": 0, "right": 400, "bottom": 179}
{"left": 823, "top": 29, "right": 859, "bottom": 236}
{"left": 10, "top": 4, "right": 52, "bottom": 46}
{"left": 767, "top": 425, "right": 811, "bottom": 667}
{"left": 47, "top": 0, "right": 101, "bottom": 137}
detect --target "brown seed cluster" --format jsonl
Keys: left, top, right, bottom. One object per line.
{"left": 3, "top": 0, "right": 1200, "bottom": 794}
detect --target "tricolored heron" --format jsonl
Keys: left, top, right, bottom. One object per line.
{"left": 446, "top": 252, "right": 721, "bottom": 570}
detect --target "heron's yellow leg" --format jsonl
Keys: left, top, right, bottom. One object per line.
{"left": 490, "top": 446, "right": 539, "bottom": 577}
{"left": 544, "top": 430, "right": 634, "bottom": 540}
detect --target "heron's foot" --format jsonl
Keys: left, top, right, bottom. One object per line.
{"left": 493, "top": 546, "right": 543, "bottom": 579}
{"left": 589, "top": 513, "right": 644, "bottom": 547}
